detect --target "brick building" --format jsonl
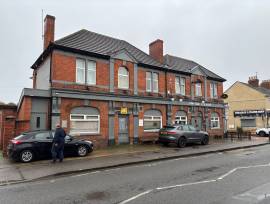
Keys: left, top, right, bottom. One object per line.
{"left": 6, "top": 15, "right": 226, "bottom": 149}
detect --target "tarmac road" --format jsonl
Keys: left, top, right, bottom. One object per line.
{"left": 1, "top": 145, "right": 270, "bottom": 204}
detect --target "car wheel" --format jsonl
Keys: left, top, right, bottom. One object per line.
{"left": 20, "top": 150, "right": 34, "bottom": 163}
{"left": 178, "top": 137, "right": 187, "bottom": 148}
{"left": 201, "top": 135, "right": 209, "bottom": 145}
{"left": 259, "top": 131, "right": 266, "bottom": 137}
{"left": 77, "top": 145, "right": 88, "bottom": 157}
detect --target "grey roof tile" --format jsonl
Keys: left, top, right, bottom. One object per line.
{"left": 55, "top": 29, "right": 163, "bottom": 68}
{"left": 54, "top": 29, "right": 225, "bottom": 81}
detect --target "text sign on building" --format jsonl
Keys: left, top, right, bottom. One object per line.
{"left": 234, "top": 110, "right": 265, "bottom": 117}
{"left": 120, "top": 107, "right": 128, "bottom": 114}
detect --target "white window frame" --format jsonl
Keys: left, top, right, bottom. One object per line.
{"left": 146, "top": 72, "right": 159, "bottom": 93}
{"left": 70, "top": 114, "right": 100, "bottom": 134}
{"left": 175, "top": 76, "right": 185, "bottom": 95}
{"left": 195, "top": 83, "right": 202, "bottom": 96}
{"left": 143, "top": 115, "right": 162, "bottom": 132}
{"left": 153, "top": 73, "right": 159, "bottom": 93}
{"left": 87, "top": 60, "right": 96, "bottom": 85}
{"left": 175, "top": 116, "right": 187, "bottom": 125}
{"left": 210, "top": 114, "right": 220, "bottom": 129}
{"left": 210, "top": 82, "right": 218, "bottom": 98}
{"left": 118, "top": 67, "right": 129, "bottom": 89}
{"left": 146, "top": 72, "right": 152, "bottom": 92}
{"left": 76, "top": 59, "right": 85, "bottom": 84}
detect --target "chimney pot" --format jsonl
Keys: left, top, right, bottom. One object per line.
{"left": 149, "top": 39, "right": 163, "bottom": 63}
{"left": 43, "top": 15, "right": 55, "bottom": 50}
{"left": 248, "top": 75, "right": 259, "bottom": 87}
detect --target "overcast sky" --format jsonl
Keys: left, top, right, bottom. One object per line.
{"left": 0, "top": 0, "right": 269, "bottom": 103}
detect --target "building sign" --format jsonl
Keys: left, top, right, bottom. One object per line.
{"left": 139, "top": 119, "right": 144, "bottom": 126}
{"left": 234, "top": 110, "right": 265, "bottom": 117}
{"left": 120, "top": 107, "right": 128, "bottom": 114}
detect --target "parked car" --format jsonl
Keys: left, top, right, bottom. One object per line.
{"left": 256, "top": 127, "right": 270, "bottom": 137}
{"left": 158, "top": 124, "right": 209, "bottom": 147}
{"left": 7, "top": 130, "right": 94, "bottom": 162}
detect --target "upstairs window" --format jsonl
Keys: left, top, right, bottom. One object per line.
{"left": 76, "top": 59, "right": 96, "bottom": 85}
{"left": 76, "top": 59, "right": 85, "bottom": 84}
{"left": 175, "top": 77, "right": 186, "bottom": 95}
{"left": 210, "top": 82, "right": 218, "bottom": 98}
{"left": 146, "top": 72, "right": 159, "bottom": 93}
{"left": 195, "top": 83, "right": 202, "bottom": 96}
{"left": 118, "top": 67, "right": 129, "bottom": 89}
{"left": 87, "top": 61, "right": 96, "bottom": 85}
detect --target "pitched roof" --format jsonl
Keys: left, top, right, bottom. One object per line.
{"left": 240, "top": 82, "right": 270, "bottom": 96}
{"left": 34, "top": 29, "right": 225, "bottom": 82}
{"left": 164, "top": 54, "right": 226, "bottom": 81}
{"left": 55, "top": 29, "right": 163, "bottom": 68}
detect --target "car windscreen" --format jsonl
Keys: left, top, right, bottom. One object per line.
{"left": 14, "top": 134, "right": 33, "bottom": 140}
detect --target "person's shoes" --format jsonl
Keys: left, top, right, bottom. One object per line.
{"left": 59, "top": 159, "right": 63, "bottom": 163}
{"left": 51, "top": 160, "right": 56, "bottom": 164}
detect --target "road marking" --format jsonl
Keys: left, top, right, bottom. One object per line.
{"left": 156, "top": 179, "right": 217, "bottom": 190}
{"left": 118, "top": 162, "right": 270, "bottom": 203}
{"left": 119, "top": 190, "right": 153, "bottom": 204}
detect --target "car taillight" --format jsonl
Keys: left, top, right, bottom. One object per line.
{"left": 11, "top": 140, "right": 22, "bottom": 145}
{"left": 167, "top": 131, "right": 177, "bottom": 135}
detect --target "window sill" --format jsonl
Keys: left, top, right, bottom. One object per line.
{"left": 210, "top": 127, "right": 220, "bottom": 130}
{"left": 70, "top": 132, "right": 101, "bottom": 136}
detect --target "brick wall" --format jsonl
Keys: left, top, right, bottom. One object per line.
{"left": 0, "top": 106, "right": 17, "bottom": 156}
{"left": 60, "top": 98, "right": 109, "bottom": 148}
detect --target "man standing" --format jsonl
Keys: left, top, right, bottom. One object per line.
{"left": 51, "top": 124, "right": 66, "bottom": 163}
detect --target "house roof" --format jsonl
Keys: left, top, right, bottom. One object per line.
{"left": 33, "top": 29, "right": 225, "bottom": 82}
{"left": 54, "top": 29, "right": 163, "bottom": 68}
{"left": 225, "top": 81, "right": 270, "bottom": 96}
{"left": 164, "top": 54, "right": 226, "bottom": 82}
{"left": 240, "top": 82, "right": 270, "bottom": 96}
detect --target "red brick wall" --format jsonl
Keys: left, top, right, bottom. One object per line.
{"left": 0, "top": 107, "right": 17, "bottom": 156}
{"left": 16, "top": 97, "right": 32, "bottom": 135}
{"left": 60, "top": 98, "right": 109, "bottom": 148}
{"left": 51, "top": 51, "right": 110, "bottom": 93}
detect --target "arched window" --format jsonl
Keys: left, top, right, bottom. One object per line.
{"left": 144, "top": 109, "right": 162, "bottom": 131}
{"left": 118, "top": 67, "right": 129, "bottom": 89}
{"left": 70, "top": 107, "right": 100, "bottom": 134}
{"left": 175, "top": 111, "right": 187, "bottom": 125}
{"left": 211, "top": 112, "right": 220, "bottom": 129}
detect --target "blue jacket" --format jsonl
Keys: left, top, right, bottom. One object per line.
{"left": 53, "top": 127, "right": 66, "bottom": 145}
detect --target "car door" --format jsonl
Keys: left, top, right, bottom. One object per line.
{"left": 182, "top": 125, "right": 193, "bottom": 142}
{"left": 188, "top": 125, "right": 200, "bottom": 142}
{"left": 190, "top": 125, "right": 202, "bottom": 142}
{"left": 33, "top": 131, "right": 53, "bottom": 158}
{"left": 64, "top": 135, "right": 76, "bottom": 156}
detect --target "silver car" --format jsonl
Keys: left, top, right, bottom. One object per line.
{"left": 158, "top": 125, "right": 209, "bottom": 148}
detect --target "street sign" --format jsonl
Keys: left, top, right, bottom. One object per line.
{"left": 120, "top": 107, "right": 128, "bottom": 114}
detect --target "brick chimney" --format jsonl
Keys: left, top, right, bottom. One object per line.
{"left": 43, "top": 15, "right": 55, "bottom": 50}
{"left": 149, "top": 39, "right": 163, "bottom": 63}
{"left": 260, "top": 80, "right": 270, "bottom": 89}
{"left": 248, "top": 76, "right": 259, "bottom": 87}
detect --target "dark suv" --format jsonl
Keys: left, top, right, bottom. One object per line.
{"left": 158, "top": 125, "right": 209, "bottom": 147}
{"left": 7, "top": 130, "right": 94, "bottom": 162}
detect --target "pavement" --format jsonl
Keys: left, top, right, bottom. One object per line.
{"left": 0, "top": 136, "right": 269, "bottom": 186}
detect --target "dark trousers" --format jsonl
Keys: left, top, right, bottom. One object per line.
{"left": 51, "top": 143, "right": 64, "bottom": 161}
